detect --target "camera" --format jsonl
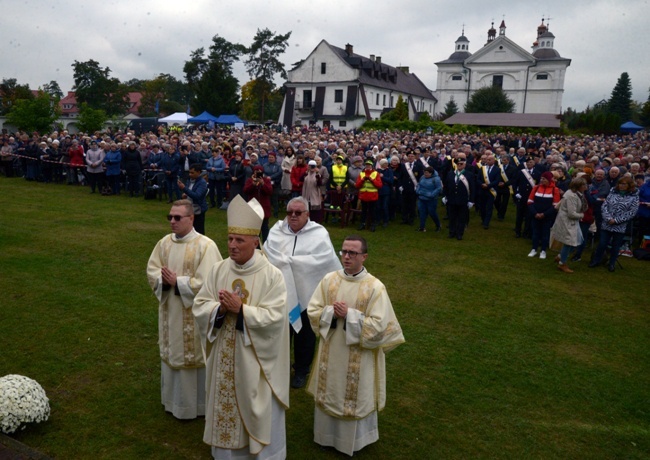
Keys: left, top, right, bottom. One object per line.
{"left": 254, "top": 171, "right": 263, "bottom": 179}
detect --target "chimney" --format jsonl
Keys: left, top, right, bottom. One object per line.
{"left": 345, "top": 43, "right": 353, "bottom": 56}
{"left": 397, "top": 66, "right": 410, "bottom": 75}
{"left": 376, "top": 56, "right": 381, "bottom": 64}
{"left": 369, "top": 54, "right": 375, "bottom": 62}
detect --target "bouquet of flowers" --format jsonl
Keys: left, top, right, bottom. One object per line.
{"left": 0, "top": 375, "right": 50, "bottom": 434}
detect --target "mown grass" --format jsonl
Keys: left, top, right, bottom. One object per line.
{"left": 1, "top": 178, "right": 649, "bottom": 459}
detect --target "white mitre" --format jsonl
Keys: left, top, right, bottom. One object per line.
{"left": 227, "top": 194, "right": 264, "bottom": 235}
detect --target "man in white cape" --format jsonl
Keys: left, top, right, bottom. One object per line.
{"left": 263, "top": 196, "right": 341, "bottom": 389}
{"left": 193, "top": 195, "right": 290, "bottom": 459}
{"left": 307, "top": 234, "right": 405, "bottom": 456}
{"left": 146, "top": 199, "right": 221, "bottom": 419}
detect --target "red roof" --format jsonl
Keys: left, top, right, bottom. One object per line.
{"left": 58, "top": 91, "right": 142, "bottom": 116}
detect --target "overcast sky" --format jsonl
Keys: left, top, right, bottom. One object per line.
{"left": 3, "top": 0, "right": 648, "bottom": 112}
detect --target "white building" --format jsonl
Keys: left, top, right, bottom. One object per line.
{"left": 434, "top": 20, "right": 571, "bottom": 115}
{"left": 278, "top": 40, "right": 437, "bottom": 131}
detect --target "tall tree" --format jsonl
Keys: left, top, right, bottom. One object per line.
{"left": 71, "top": 59, "right": 129, "bottom": 117}
{"left": 183, "top": 35, "right": 245, "bottom": 116}
{"left": 42, "top": 80, "right": 63, "bottom": 100}
{"left": 443, "top": 97, "right": 459, "bottom": 118}
{"left": 464, "top": 86, "right": 515, "bottom": 113}
{"left": 244, "top": 28, "right": 291, "bottom": 122}
{"left": 139, "top": 74, "right": 189, "bottom": 117}
{"left": 0, "top": 78, "right": 33, "bottom": 115}
{"left": 7, "top": 91, "right": 60, "bottom": 133}
{"left": 608, "top": 72, "right": 632, "bottom": 122}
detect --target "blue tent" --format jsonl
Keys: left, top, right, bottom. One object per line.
{"left": 620, "top": 121, "right": 644, "bottom": 134}
{"left": 188, "top": 111, "right": 218, "bottom": 123}
{"left": 215, "top": 114, "right": 246, "bottom": 125}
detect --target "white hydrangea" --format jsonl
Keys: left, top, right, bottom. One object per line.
{"left": 0, "top": 375, "right": 50, "bottom": 434}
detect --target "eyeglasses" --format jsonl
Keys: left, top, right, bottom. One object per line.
{"left": 167, "top": 214, "right": 190, "bottom": 221}
{"left": 286, "top": 210, "right": 307, "bottom": 217}
{"left": 339, "top": 250, "right": 365, "bottom": 257}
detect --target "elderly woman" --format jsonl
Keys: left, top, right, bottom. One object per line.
{"left": 550, "top": 177, "right": 588, "bottom": 273}
{"left": 589, "top": 176, "right": 640, "bottom": 272}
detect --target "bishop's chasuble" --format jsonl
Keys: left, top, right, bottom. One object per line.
{"left": 193, "top": 251, "right": 289, "bottom": 459}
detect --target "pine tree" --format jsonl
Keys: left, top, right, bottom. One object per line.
{"left": 443, "top": 97, "right": 459, "bottom": 118}
{"left": 608, "top": 72, "right": 632, "bottom": 122}
{"left": 464, "top": 86, "right": 515, "bottom": 113}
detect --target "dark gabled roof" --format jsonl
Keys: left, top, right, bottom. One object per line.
{"left": 328, "top": 43, "right": 435, "bottom": 101}
{"left": 444, "top": 113, "right": 561, "bottom": 128}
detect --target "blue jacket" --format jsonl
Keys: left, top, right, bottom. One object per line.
{"left": 263, "top": 162, "right": 283, "bottom": 187}
{"left": 182, "top": 176, "right": 209, "bottom": 213}
{"left": 638, "top": 181, "right": 650, "bottom": 219}
{"left": 416, "top": 173, "right": 442, "bottom": 201}
{"left": 159, "top": 152, "right": 181, "bottom": 177}
{"left": 206, "top": 156, "right": 227, "bottom": 180}
{"left": 377, "top": 167, "right": 393, "bottom": 196}
{"left": 104, "top": 149, "right": 122, "bottom": 176}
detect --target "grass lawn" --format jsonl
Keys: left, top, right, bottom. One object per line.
{"left": 1, "top": 178, "right": 649, "bottom": 459}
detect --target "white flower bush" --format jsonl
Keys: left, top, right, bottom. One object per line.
{"left": 0, "top": 375, "right": 50, "bottom": 434}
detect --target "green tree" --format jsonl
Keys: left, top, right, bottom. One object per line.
{"left": 0, "top": 78, "right": 33, "bottom": 115}
{"left": 443, "top": 97, "right": 459, "bottom": 118}
{"left": 7, "top": 91, "right": 60, "bottom": 133}
{"left": 607, "top": 72, "right": 632, "bottom": 122}
{"left": 244, "top": 28, "right": 292, "bottom": 122}
{"left": 42, "top": 80, "right": 63, "bottom": 100}
{"left": 464, "top": 86, "right": 515, "bottom": 113}
{"left": 72, "top": 59, "right": 129, "bottom": 116}
{"left": 184, "top": 35, "right": 245, "bottom": 116}
{"left": 76, "top": 103, "right": 108, "bottom": 133}
{"left": 139, "top": 74, "right": 190, "bottom": 117}
{"left": 381, "top": 94, "right": 409, "bottom": 121}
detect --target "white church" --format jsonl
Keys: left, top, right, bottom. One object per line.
{"left": 434, "top": 19, "right": 571, "bottom": 115}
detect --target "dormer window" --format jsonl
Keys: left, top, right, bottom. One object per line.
{"left": 536, "top": 74, "right": 549, "bottom": 80}
{"left": 451, "top": 75, "right": 463, "bottom": 81}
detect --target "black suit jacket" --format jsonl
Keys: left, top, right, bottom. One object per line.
{"left": 445, "top": 169, "right": 475, "bottom": 205}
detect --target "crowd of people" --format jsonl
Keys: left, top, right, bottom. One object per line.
{"left": 3, "top": 124, "right": 650, "bottom": 271}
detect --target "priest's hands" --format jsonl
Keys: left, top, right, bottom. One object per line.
{"left": 333, "top": 301, "right": 348, "bottom": 319}
{"left": 219, "top": 289, "right": 243, "bottom": 314}
{"left": 161, "top": 266, "right": 177, "bottom": 286}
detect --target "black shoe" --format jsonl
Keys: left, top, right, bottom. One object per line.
{"left": 515, "top": 232, "right": 521, "bottom": 238}
{"left": 357, "top": 224, "right": 365, "bottom": 230}
{"left": 483, "top": 225, "right": 489, "bottom": 230}
{"left": 448, "top": 234, "right": 455, "bottom": 238}
{"left": 608, "top": 265, "right": 615, "bottom": 272}
{"left": 291, "top": 374, "right": 307, "bottom": 389}
{"left": 571, "top": 255, "right": 582, "bottom": 262}
{"left": 435, "top": 227, "right": 441, "bottom": 232}
{"left": 457, "top": 235, "right": 463, "bottom": 240}
{"left": 416, "top": 227, "right": 426, "bottom": 232}
{"left": 588, "top": 261, "right": 599, "bottom": 268}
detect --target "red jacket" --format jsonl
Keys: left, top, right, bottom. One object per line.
{"left": 290, "top": 164, "right": 308, "bottom": 192}
{"left": 355, "top": 169, "right": 383, "bottom": 202}
{"left": 244, "top": 176, "right": 273, "bottom": 218}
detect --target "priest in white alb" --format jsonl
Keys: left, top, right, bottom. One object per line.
{"left": 146, "top": 199, "right": 221, "bottom": 419}
{"left": 193, "top": 194, "right": 290, "bottom": 459}
{"left": 307, "top": 234, "right": 405, "bottom": 456}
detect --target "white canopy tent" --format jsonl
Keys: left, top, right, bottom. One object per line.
{"left": 159, "top": 112, "right": 192, "bottom": 125}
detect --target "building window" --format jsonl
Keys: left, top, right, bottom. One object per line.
{"left": 339, "top": 120, "right": 347, "bottom": 127}
{"left": 383, "top": 94, "right": 386, "bottom": 106}
{"left": 416, "top": 101, "right": 420, "bottom": 110}
{"left": 536, "top": 74, "right": 549, "bottom": 80}
{"left": 376, "top": 94, "right": 380, "bottom": 105}
{"left": 451, "top": 75, "right": 462, "bottom": 81}
{"left": 321, "top": 62, "right": 326, "bottom": 74}
{"left": 492, "top": 75, "right": 503, "bottom": 88}
{"left": 334, "top": 89, "right": 343, "bottom": 103}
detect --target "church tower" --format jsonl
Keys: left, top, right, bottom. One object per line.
{"left": 486, "top": 21, "right": 496, "bottom": 45}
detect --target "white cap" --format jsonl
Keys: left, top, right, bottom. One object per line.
{"left": 308, "top": 160, "right": 317, "bottom": 166}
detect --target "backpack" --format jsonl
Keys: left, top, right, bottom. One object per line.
{"left": 632, "top": 248, "right": 650, "bottom": 261}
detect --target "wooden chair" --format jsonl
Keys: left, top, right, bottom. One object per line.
{"left": 323, "top": 189, "right": 346, "bottom": 227}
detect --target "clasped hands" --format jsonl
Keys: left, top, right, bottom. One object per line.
{"left": 332, "top": 301, "right": 348, "bottom": 319}
{"left": 219, "top": 289, "right": 243, "bottom": 314}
